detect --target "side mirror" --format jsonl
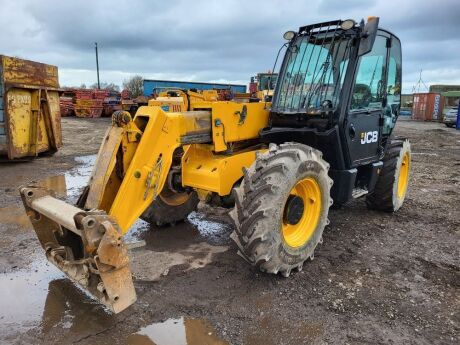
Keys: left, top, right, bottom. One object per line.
{"left": 358, "top": 17, "right": 379, "bottom": 56}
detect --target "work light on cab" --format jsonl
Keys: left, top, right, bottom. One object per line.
{"left": 340, "top": 19, "right": 356, "bottom": 30}
{"left": 283, "top": 30, "right": 295, "bottom": 40}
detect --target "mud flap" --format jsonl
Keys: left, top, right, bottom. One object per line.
{"left": 20, "top": 185, "right": 136, "bottom": 313}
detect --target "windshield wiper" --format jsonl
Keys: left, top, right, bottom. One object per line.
{"left": 301, "top": 58, "right": 330, "bottom": 109}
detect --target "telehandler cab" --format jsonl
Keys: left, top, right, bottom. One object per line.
{"left": 20, "top": 17, "right": 410, "bottom": 313}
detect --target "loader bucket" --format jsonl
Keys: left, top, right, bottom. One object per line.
{"left": 19, "top": 185, "right": 136, "bottom": 313}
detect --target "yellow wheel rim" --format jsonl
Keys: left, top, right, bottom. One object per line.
{"left": 282, "top": 177, "right": 322, "bottom": 248}
{"left": 159, "top": 189, "right": 191, "bottom": 206}
{"left": 397, "top": 152, "right": 410, "bottom": 199}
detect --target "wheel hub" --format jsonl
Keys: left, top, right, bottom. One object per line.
{"left": 284, "top": 195, "right": 304, "bottom": 225}
{"left": 282, "top": 177, "right": 322, "bottom": 248}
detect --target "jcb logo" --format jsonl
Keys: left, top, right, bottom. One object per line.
{"left": 360, "top": 131, "right": 378, "bottom": 144}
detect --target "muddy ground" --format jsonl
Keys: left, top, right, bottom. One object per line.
{"left": 0, "top": 117, "right": 459, "bottom": 345}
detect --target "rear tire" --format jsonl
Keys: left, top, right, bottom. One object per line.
{"left": 366, "top": 139, "right": 411, "bottom": 212}
{"left": 230, "top": 143, "right": 333, "bottom": 277}
{"left": 141, "top": 188, "right": 199, "bottom": 226}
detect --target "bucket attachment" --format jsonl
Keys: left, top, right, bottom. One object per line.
{"left": 20, "top": 185, "right": 136, "bottom": 313}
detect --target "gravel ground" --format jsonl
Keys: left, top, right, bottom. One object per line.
{"left": 0, "top": 116, "right": 458, "bottom": 345}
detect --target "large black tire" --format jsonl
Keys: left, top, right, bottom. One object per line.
{"left": 366, "top": 139, "right": 411, "bottom": 212}
{"left": 141, "top": 188, "right": 199, "bottom": 226}
{"left": 230, "top": 143, "right": 333, "bottom": 277}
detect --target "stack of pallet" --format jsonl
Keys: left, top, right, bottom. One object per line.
{"left": 74, "top": 89, "right": 105, "bottom": 118}
{"left": 92, "top": 90, "right": 108, "bottom": 117}
{"left": 59, "top": 96, "right": 75, "bottom": 117}
{"left": 93, "top": 89, "right": 109, "bottom": 100}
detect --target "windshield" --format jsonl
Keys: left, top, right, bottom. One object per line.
{"left": 273, "top": 31, "right": 353, "bottom": 113}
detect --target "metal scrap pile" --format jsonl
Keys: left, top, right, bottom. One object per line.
{"left": 59, "top": 89, "right": 128, "bottom": 118}
{"left": 103, "top": 91, "right": 122, "bottom": 117}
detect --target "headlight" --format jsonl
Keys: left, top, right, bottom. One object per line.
{"left": 340, "top": 19, "right": 356, "bottom": 30}
{"left": 283, "top": 31, "right": 296, "bottom": 40}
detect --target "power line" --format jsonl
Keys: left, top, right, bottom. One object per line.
{"left": 95, "top": 42, "right": 100, "bottom": 89}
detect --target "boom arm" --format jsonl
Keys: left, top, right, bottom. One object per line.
{"left": 84, "top": 107, "right": 212, "bottom": 233}
{"left": 113, "top": 109, "right": 206, "bottom": 231}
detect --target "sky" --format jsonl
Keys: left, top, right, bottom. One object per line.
{"left": 1, "top": 0, "right": 459, "bottom": 93}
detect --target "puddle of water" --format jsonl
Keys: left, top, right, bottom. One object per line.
{"left": 0, "top": 154, "right": 114, "bottom": 340}
{"left": 0, "top": 260, "right": 64, "bottom": 333}
{"left": 37, "top": 175, "right": 68, "bottom": 198}
{"left": 126, "top": 211, "right": 231, "bottom": 248}
{"left": 128, "top": 214, "right": 230, "bottom": 249}
{"left": 35, "top": 154, "right": 94, "bottom": 201}
{"left": 64, "top": 155, "right": 95, "bottom": 201}
{"left": 38, "top": 154, "right": 95, "bottom": 202}
{"left": 128, "top": 317, "right": 228, "bottom": 345}
{"left": 0, "top": 155, "right": 95, "bottom": 231}
{"left": 0, "top": 204, "right": 32, "bottom": 229}
{"left": 188, "top": 212, "right": 232, "bottom": 246}
{"left": 0, "top": 154, "right": 232, "bottom": 339}
{"left": 0, "top": 258, "right": 117, "bottom": 341}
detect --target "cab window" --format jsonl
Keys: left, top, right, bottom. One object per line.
{"left": 350, "top": 35, "right": 388, "bottom": 111}
{"left": 383, "top": 38, "right": 402, "bottom": 133}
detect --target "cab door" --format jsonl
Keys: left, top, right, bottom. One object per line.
{"left": 344, "top": 35, "right": 389, "bottom": 167}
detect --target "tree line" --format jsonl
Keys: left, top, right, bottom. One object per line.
{"left": 65, "top": 75, "right": 144, "bottom": 98}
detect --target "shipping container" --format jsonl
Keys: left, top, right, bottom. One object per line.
{"left": 143, "top": 79, "right": 247, "bottom": 97}
{"left": 412, "top": 93, "right": 443, "bottom": 121}
{"left": 0, "top": 55, "right": 62, "bottom": 160}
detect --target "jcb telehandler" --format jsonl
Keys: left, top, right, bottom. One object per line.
{"left": 20, "top": 17, "right": 411, "bottom": 313}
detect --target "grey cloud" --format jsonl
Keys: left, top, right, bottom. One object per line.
{"left": 318, "top": 0, "right": 378, "bottom": 13}
{"left": 1, "top": 0, "right": 458, "bottom": 91}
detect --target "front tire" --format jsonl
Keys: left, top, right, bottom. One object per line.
{"left": 230, "top": 143, "right": 333, "bottom": 277}
{"left": 366, "top": 139, "right": 411, "bottom": 212}
{"left": 141, "top": 187, "right": 199, "bottom": 226}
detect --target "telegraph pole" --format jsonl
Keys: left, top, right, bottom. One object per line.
{"left": 95, "top": 42, "right": 100, "bottom": 89}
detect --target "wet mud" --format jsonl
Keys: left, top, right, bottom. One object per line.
{"left": 0, "top": 117, "right": 458, "bottom": 344}
{"left": 0, "top": 123, "right": 234, "bottom": 344}
{"left": 128, "top": 317, "right": 228, "bottom": 345}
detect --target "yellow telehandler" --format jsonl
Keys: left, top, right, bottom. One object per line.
{"left": 249, "top": 72, "right": 278, "bottom": 101}
{"left": 20, "top": 17, "right": 410, "bottom": 313}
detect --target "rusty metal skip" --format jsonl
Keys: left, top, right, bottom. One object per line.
{"left": 0, "top": 55, "right": 62, "bottom": 160}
